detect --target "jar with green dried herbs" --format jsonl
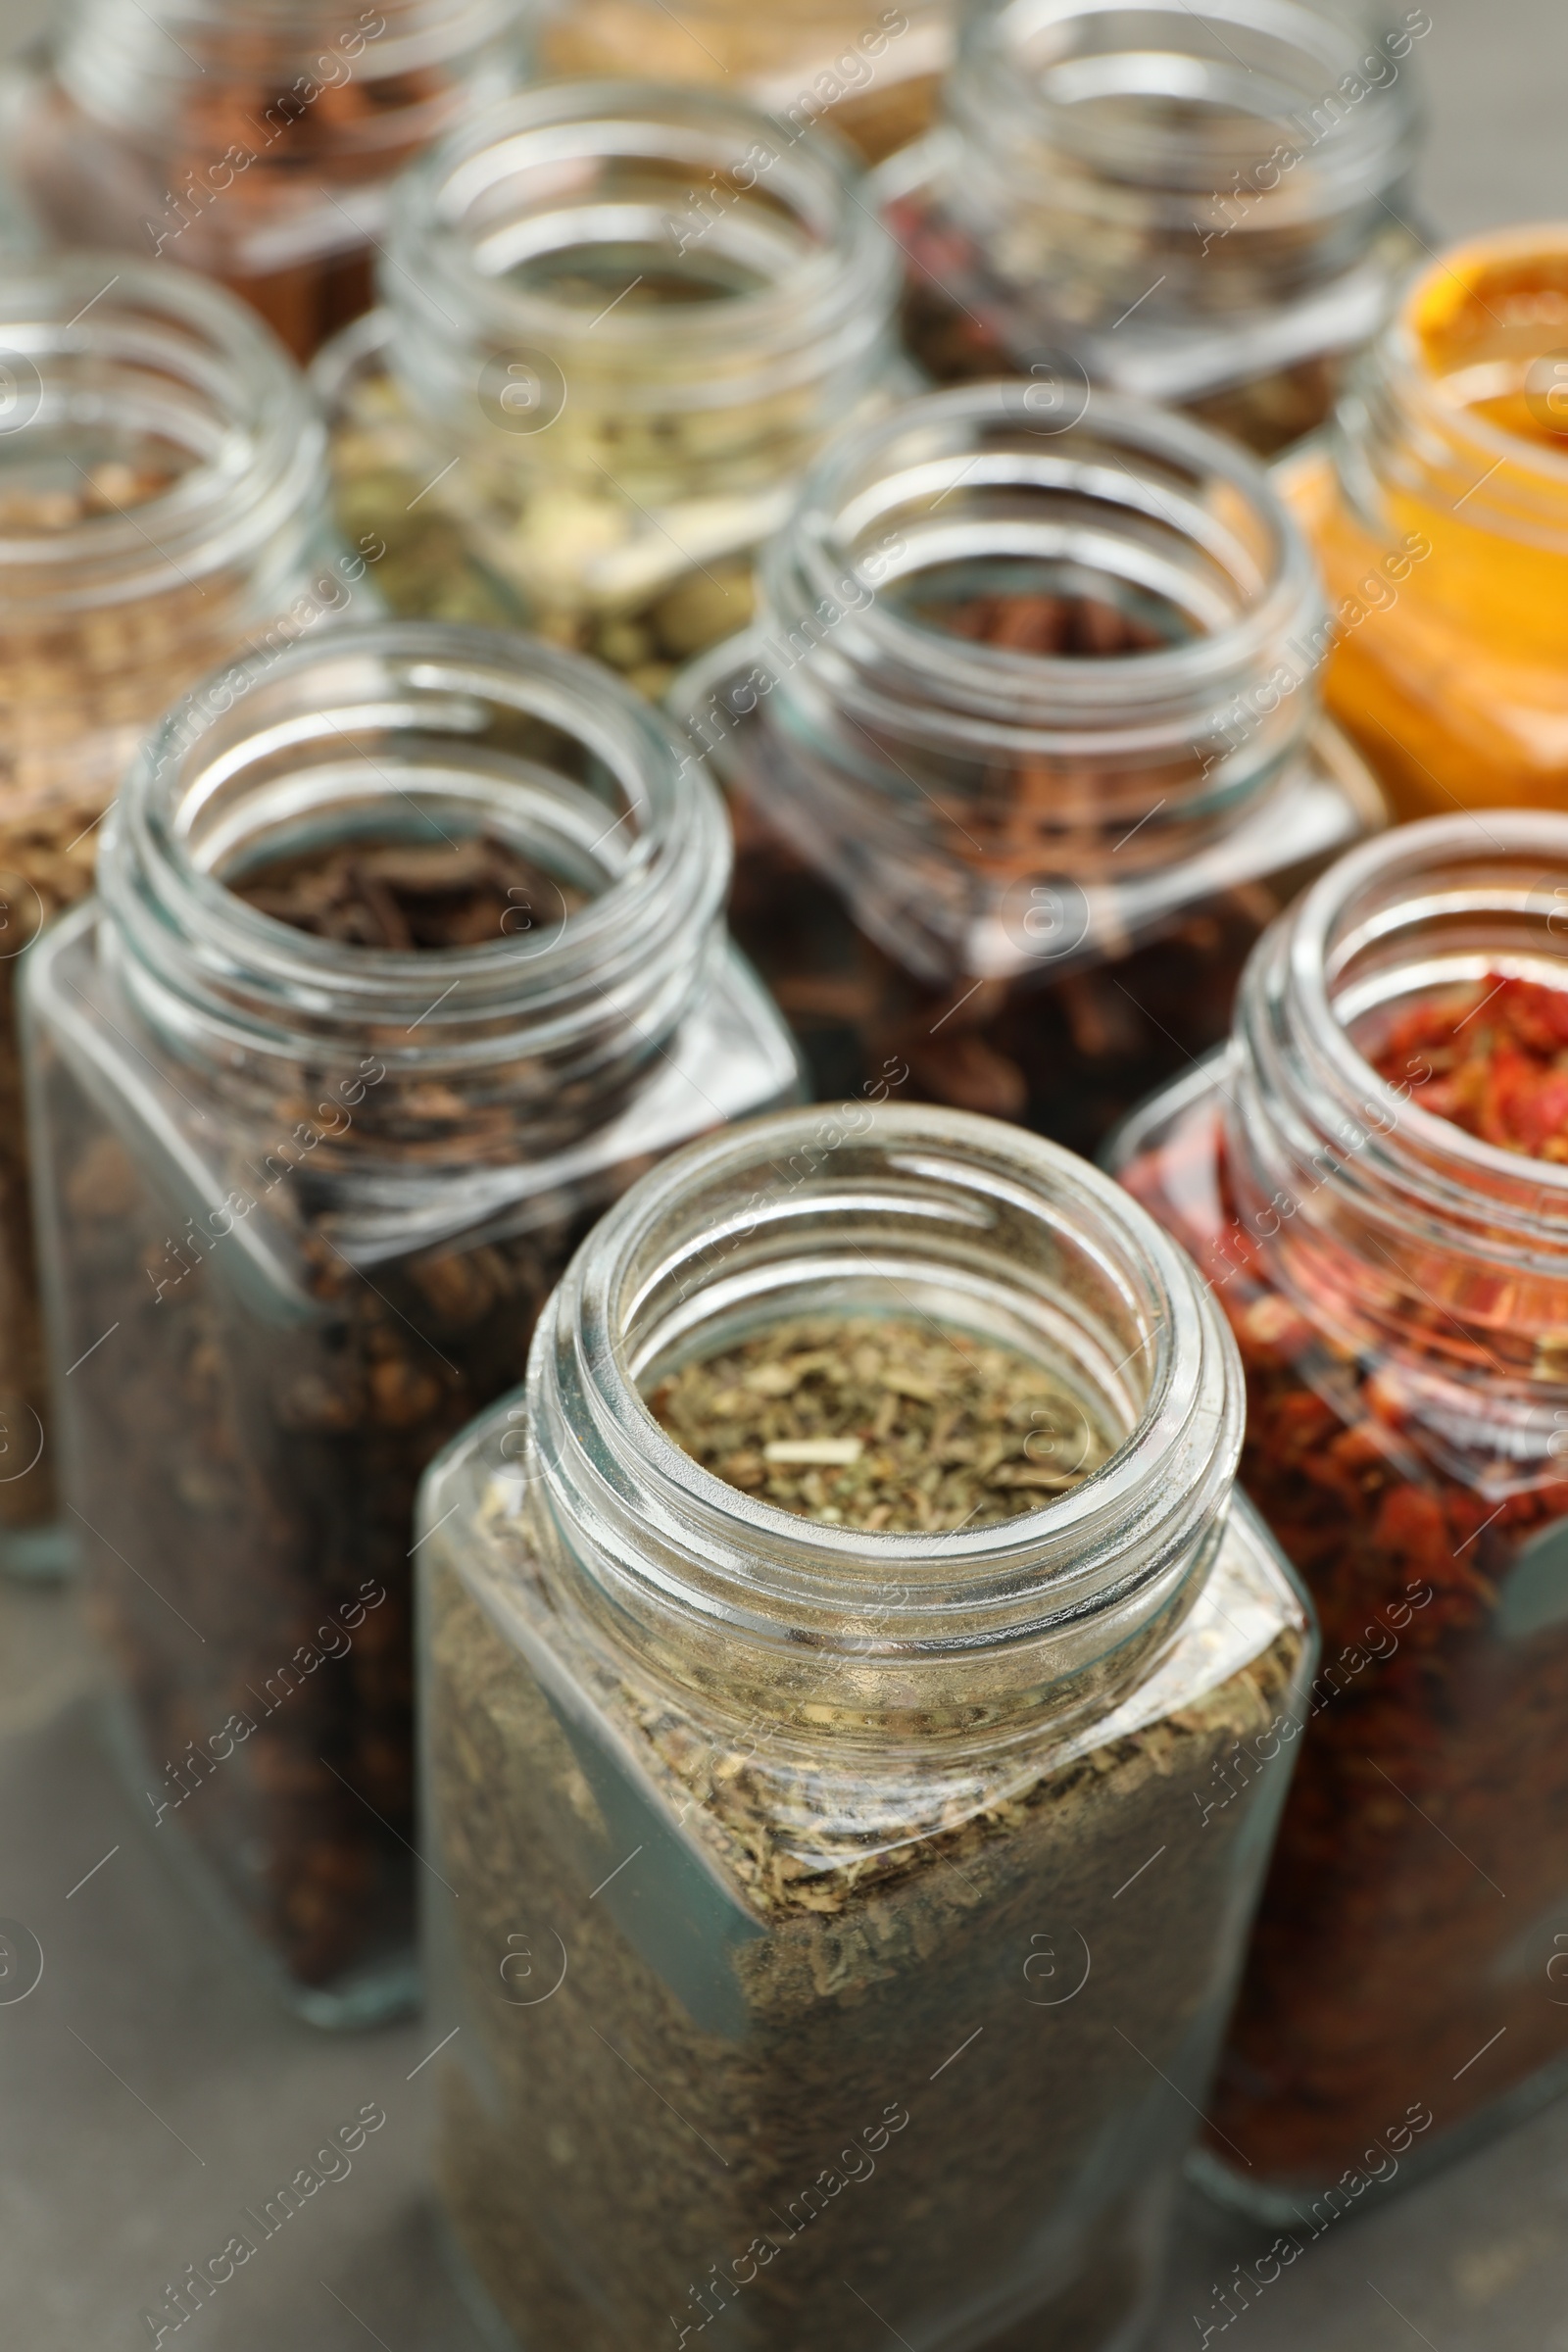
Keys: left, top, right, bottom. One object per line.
{"left": 674, "top": 383, "right": 1385, "bottom": 1159}
{"left": 24, "top": 620, "right": 798, "bottom": 2027}
{"left": 418, "top": 1102, "right": 1314, "bottom": 2352}
{"left": 0, "top": 255, "right": 346, "bottom": 1575}
{"left": 1111, "top": 813, "right": 1568, "bottom": 2211}
{"left": 312, "top": 81, "right": 903, "bottom": 694}
{"left": 875, "top": 0, "right": 1425, "bottom": 458}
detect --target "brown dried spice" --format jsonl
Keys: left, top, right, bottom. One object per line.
{"left": 725, "top": 586, "right": 1297, "bottom": 1154}
{"left": 232, "top": 834, "right": 589, "bottom": 952}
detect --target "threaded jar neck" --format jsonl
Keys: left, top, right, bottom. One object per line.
{"left": 510, "top": 1103, "right": 1243, "bottom": 1746}
{"left": 940, "top": 0, "right": 1422, "bottom": 326}
{"left": 1226, "top": 813, "right": 1568, "bottom": 1419}
{"left": 0, "top": 257, "right": 324, "bottom": 623}
{"left": 1334, "top": 228, "right": 1568, "bottom": 554}
{"left": 53, "top": 0, "right": 525, "bottom": 159}
{"left": 691, "top": 385, "right": 1328, "bottom": 977}
{"left": 381, "top": 80, "right": 901, "bottom": 492}
{"left": 96, "top": 620, "right": 730, "bottom": 1155}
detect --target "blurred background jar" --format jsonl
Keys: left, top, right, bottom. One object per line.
{"left": 674, "top": 383, "right": 1386, "bottom": 1157}
{"left": 418, "top": 1102, "right": 1313, "bottom": 2352}
{"left": 1112, "top": 813, "right": 1568, "bottom": 2207}
{"left": 1280, "top": 226, "right": 1568, "bottom": 820}
{"left": 315, "top": 81, "right": 903, "bottom": 693}
{"left": 0, "top": 255, "right": 339, "bottom": 1577}
{"left": 2, "top": 0, "right": 531, "bottom": 361}
{"left": 24, "top": 621, "right": 798, "bottom": 2025}
{"left": 533, "top": 0, "right": 954, "bottom": 165}
{"left": 878, "top": 0, "right": 1427, "bottom": 457}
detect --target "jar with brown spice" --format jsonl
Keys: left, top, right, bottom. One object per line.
{"left": 0, "top": 255, "right": 345, "bottom": 1576}
{"left": 2, "top": 0, "right": 531, "bottom": 362}
{"left": 533, "top": 1, "right": 954, "bottom": 166}
{"left": 675, "top": 383, "right": 1386, "bottom": 1158}
{"left": 417, "top": 1102, "right": 1314, "bottom": 2352}
{"left": 876, "top": 0, "right": 1426, "bottom": 458}
{"left": 24, "top": 620, "right": 799, "bottom": 2026}
{"left": 1111, "top": 813, "right": 1568, "bottom": 2212}
{"left": 314, "top": 80, "right": 903, "bottom": 689}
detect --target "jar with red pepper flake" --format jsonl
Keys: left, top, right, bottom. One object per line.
{"left": 673, "top": 383, "right": 1385, "bottom": 1158}
{"left": 873, "top": 0, "right": 1424, "bottom": 459}
{"left": 3, "top": 0, "right": 530, "bottom": 362}
{"left": 1109, "top": 811, "right": 1568, "bottom": 2209}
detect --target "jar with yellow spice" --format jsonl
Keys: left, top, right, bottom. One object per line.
{"left": 1279, "top": 227, "right": 1568, "bottom": 820}
{"left": 533, "top": 2, "right": 952, "bottom": 165}
{"left": 315, "top": 82, "right": 903, "bottom": 695}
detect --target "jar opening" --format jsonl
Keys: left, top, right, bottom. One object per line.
{"left": 1408, "top": 230, "right": 1568, "bottom": 462}
{"left": 57, "top": 0, "right": 521, "bottom": 153}
{"left": 1222, "top": 816, "right": 1568, "bottom": 1399}
{"left": 389, "top": 81, "right": 899, "bottom": 412}
{"left": 1298, "top": 813, "right": 1568, "bottom": 1212}
{"left": 102, "top": 621, "right": 728, "bottom": 1104}
{"left": 0, "top": 260, "right": 321, "bottom": 607}
{"left": 785, "top": 389, "right": 1313, "bottom": 717}
{"left": 526, "top": 1106, "right": 1241, "bottom": 1731}
{"left": 960, "top": 0, "right": 1418, "bottom": 207}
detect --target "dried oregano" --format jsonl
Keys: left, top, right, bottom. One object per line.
{"left": 647, "top": 1313, "right": 1110, "bottom": 1531}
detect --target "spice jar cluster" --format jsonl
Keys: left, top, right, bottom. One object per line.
{"left": 2, "top": 6, "right": 1568, "bottom": 2352}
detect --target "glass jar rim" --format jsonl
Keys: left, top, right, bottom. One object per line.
{"left": 953, "top": 0, "right": 1421, "bottom": 212}
{"left": 1369, "top": 226, "right": 1568, "bottom": 509}
{"left": 1279, "top": 811, "right": 1568, "bottom": 1220}
{"left": 56, "top": 0, "right": 522, "bottom": 117}
{"left": 100, "top": 618, "right": 729, "bottom": 1069}
{"left": 0, "top": 256, "right": 322, "bottom": 611}
{"left": 529, "top": 1102, "right": 1243, "bottom": 1663}
{"left": 765, "top": 382, "right": 1324, "bottom": 737}
{"left": 387, "top": 77, "right": 899, "bottom": 369}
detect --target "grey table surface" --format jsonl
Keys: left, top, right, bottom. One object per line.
{"left": 3, "top": 2, "right": 1568, "bottom": 2347}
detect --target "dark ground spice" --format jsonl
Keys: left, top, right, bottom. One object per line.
{"left": 649, "top": 1312, "right": 1109, "bottom": 1529}
{"left": 1118, "top": 989, "right": 1568, "bottom": 2183}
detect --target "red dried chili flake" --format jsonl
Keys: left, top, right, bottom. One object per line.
{"left": 1369, "top": 973, "right": 1568, "bottom": 1159}
{"left": 1117, "top": 1074, "right": 1568, "bottom": 2185}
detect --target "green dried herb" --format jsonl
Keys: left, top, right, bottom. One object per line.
{"left": 647, "top": 1313, "right": 1109, "bottom": 1531}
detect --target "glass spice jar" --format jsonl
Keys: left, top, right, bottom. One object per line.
{"left": 24, "top": 619, "right": 799, "bottom": 2027}
{"left": 417, "top": 1102, "right": 1315, "bottom": 2352}
{"left": 1, "top": 0, "right": 531, "bottom": 363}
{"left": 1278, "top": 226, "right": 1568, "bottom": 821}
{"left": 876, "top": 0, "right": 1427, "bottom": 459}
{"left": 1110, "top": 812, "right": 1568, "bottom": 2210}
{"left": 532, "top": 1, "right": 954, "bottom": 166}
{"left": 674, "top": 382, "right": 1386, "bottom": 1159}
{"left": 0, "top": 255, "right": 345, "bottom": 1577}
{"left": 313, "top": 80, "right": 903, "bottom": 691}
